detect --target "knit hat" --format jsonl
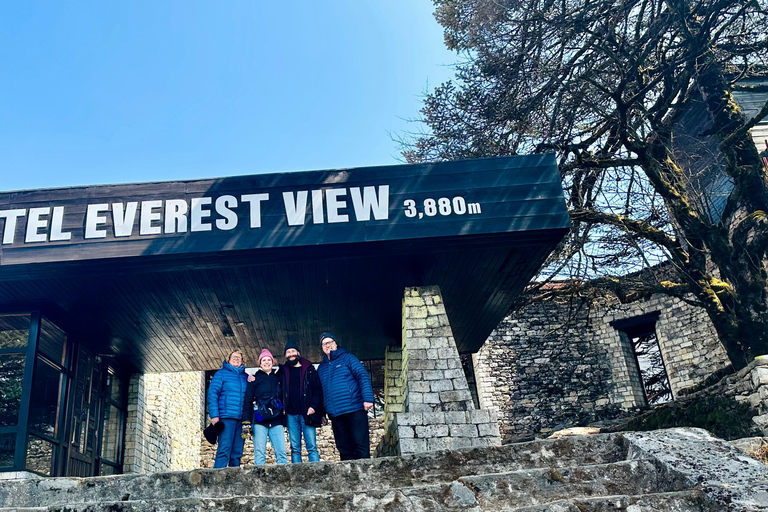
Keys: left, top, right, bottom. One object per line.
{"left": 320, "top": 332, "right": 337, "bottom": 344}
{"left": 258, "top": 349, "right": 274, "bottom": 364}
{"left": 203, "top": 421, "right": 224, "bottom": 444}
{"left": 284, "top": 337, "right": 300, "bottom": 355}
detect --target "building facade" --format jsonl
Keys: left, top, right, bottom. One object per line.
{"left": 0, "top": 155, "right": 569, "bottom": 476}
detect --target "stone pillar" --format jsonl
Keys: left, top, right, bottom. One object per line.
{"left": 376, "top": 286, "right": 501, "bottom": 456}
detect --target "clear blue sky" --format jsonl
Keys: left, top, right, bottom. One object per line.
{"left": 0, "top": 2, "right": 457, "bottom": 192}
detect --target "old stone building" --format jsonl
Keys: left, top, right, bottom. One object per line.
{"left": 472, "top": 288, "right": 732, "bottom": 441}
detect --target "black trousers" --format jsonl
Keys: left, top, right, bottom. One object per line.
{"left": 330, "top": 409, "right": 370, "bottom": 460}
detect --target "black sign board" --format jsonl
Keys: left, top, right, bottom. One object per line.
{"left": 0, "top": 154, "right": 568, "bottom": 267}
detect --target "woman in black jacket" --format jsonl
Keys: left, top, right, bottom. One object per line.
{"left": 242, "top": 349, "right": 288, "bottom": 465}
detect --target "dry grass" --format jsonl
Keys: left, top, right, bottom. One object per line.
{"left": 748, "top": 444, "right": 768, "bottom": 465}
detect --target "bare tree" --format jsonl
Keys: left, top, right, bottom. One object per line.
{"left": 406, "top": 0, "right": 768, "bottom": 369}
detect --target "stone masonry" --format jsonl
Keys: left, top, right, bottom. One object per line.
{"left": 666, "top": 355, "right": 768, "bottom": 436}
{"left": 6, "top": 428, "right": 768, "bottom": 512}
{"left": 124, "top": 372, "right": 206, "bottom": 473}
{"left": 473, "top": 289, "right": 733, "bottom": 441}
{"left": 376, "top": 286, "right": 501, "bottom": 455}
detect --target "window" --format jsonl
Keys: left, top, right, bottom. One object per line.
{"left": 37, "top": 319, "right": 67, "bottom": 366}
{"left": 99, "top": 368, "right": 126, "bottom": 475}
{"left": 0, "top": 314, "right": 30, "bottom": 430}
{"left": 23, "top": 318, "right": 69, "bottom": 476}
{"left": 612, "top": 313, "right": 672, "bottom": 406}
{"left": 631, "top": 329, "right": 673, "bottom": 405}
{"left": 360, "top": 359, "right": 385, "bottom": 418}
{"left": 0, "top": 354, "right": 26, "bottom": 428}
{"left": 0, "top": 433, "right": 15, "bottom": 468}
{"left": 27, "top": 357, "right": 64, "bottom": 437}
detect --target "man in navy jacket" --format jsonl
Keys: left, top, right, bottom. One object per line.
{"left": 317, "top": 332, "right": 374, "bottom": 460}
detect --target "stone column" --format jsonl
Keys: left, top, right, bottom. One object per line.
{"left": 376, "top": 286, "right": 501, "bottom": 456}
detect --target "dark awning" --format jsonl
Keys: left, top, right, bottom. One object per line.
{"left": 0, "top": 155, "right": 569, "bottom": 372}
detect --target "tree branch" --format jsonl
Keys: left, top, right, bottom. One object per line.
{"left": 570, "top": 208, "right": 682, "bottom": 252}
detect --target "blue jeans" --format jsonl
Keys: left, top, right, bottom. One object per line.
{"left": 286, "top": 414, "right": 319, "bottom": 463}
{"left": 252, "top": 424, "right": 288, "bottom": 465}
{"left": 213, "top": 418, "right": 244, "bottom": 468}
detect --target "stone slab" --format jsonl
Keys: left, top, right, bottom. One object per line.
{"left": 624, "top": 428, "right": 768, "bottom": 511}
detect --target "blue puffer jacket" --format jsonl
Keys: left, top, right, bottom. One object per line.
{"left": 207, "top": 360, "right": 248, "bottom": 420}
{"left": 318, "top": 347, "right": 375, "bottom": 417}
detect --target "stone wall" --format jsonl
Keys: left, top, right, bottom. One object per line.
{"left": 24, "top": 437, "right": 53, "bottom": 476}
{"left": 124, "top": 372, "right": 206, "bottom": 473}
{"left": 739, "top": 359, "right": 768, "bottom": 434}
{"left": 474, "top": 291, "right": 732, "bottom": 441}
{"left": 400, "top": 286, "right": 474, "bottom": 413}
{"left": 621, "top": 356, "right": 768, "bottom": 438}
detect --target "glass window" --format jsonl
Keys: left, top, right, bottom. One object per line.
{"left": 107, "top": 372, "right": 123, "bottom": 403}
{"left": 28, "top": 357, "right": 63, "bottom": 437}
{"left": 0, "top": 314, "right": 30, "bottom": 349}
{"left": 25, "top": 435, "right": 54, "bottom": 476}
{"left": 0, "top": 354, "right": 26, "bottom": 427}
{"left": 100, "top": 463, "right": 118, "bottom": 476}
{"left": 101, "top": 404, "right": 121, "bottom": 463}
{"left": 0, "top": 433, "right": 15, "bottom": 468}
{"left": 38, "top": 318, "right": 66, "bottom": 366}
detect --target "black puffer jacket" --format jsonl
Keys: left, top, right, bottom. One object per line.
{"left": 242, "top": 367, "right": 286, "bottom": 428}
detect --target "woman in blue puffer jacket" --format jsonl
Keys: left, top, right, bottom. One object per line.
{"left": 207, "top": 350, "right": 249, "bottom": 468}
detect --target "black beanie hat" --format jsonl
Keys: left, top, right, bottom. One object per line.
{"left": 284, "top": 337, "right": 300, "bottom": 355}
{"left": 320, "top": 332, "right": 337, "bottom": 344}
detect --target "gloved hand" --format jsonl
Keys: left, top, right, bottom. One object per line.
{"left": 241, "top": 421, "right": 251, "bottom": 439}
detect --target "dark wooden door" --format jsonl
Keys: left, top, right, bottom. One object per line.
{"left": 64, "top": 347, "right": 102, "bottom": 476}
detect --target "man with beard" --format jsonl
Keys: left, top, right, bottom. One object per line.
{"left": 283, "top": 338, "right": 324, "bottom": 463}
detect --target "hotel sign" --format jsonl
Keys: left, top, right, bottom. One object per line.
{"left": 0, "top": 155, "right": 569, "bottom": 266}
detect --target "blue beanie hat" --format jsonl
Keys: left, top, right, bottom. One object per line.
{"left": 320, "top": 332, "right": 337, "bottom": 344}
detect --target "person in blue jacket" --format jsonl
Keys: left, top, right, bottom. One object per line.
{"left": 317, "top": 332, "right": 374, "bottom": 460}
{"left": 207, "top": 350, "right": 249, "bottom": 468}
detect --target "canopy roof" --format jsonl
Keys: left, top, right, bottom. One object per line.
{"left": 0, "top": 155, "right": 569, "bottom": 372}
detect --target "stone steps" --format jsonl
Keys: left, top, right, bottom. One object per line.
{"left": 457, "top": 459, "right": 687, "bottom": 507}
{"left": 0, "top": 485, "right": 708, "bottom": 512}
{"left": 0, "top": 490, "right": 713, "bottom": 512}
{"left": 0, "top": 458, "right": 693, "bottom": 511}
{"left": 509, "top": 491, "right": 715, "bottom": 512}
{"left": 1, "top": 428, "right": 765, "bottom": 511}
{"left": 0, "top": 433, "right": 627, "bottom": 507}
